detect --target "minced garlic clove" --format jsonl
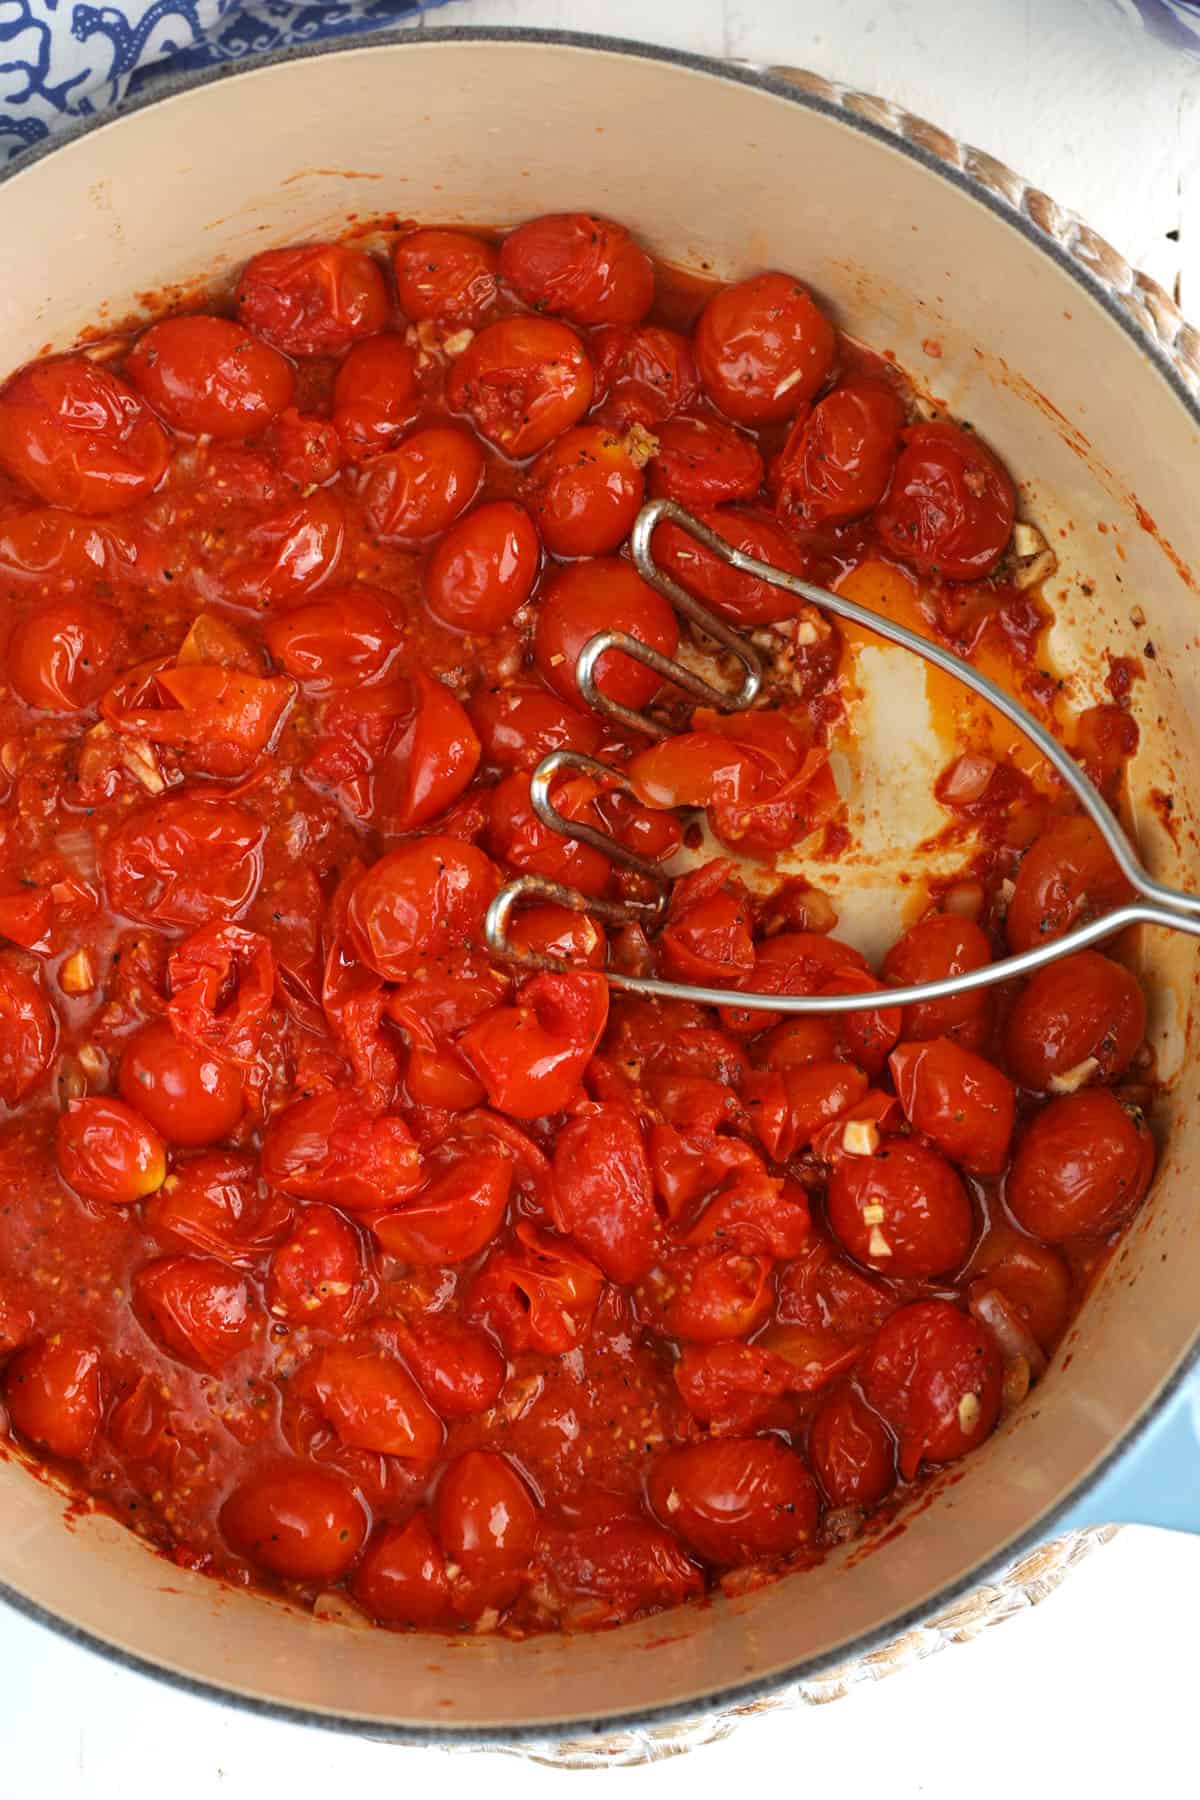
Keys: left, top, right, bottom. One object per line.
{"left": 867, "top": 1225, "right": 892, "bottom": 1259}
{"left": 842, "top": 1119, "right": 880, "bottom": 1156}
{"left": 958, "top": 1392, "right": 982, "bottom": 1433}
{"left": 58, "top": 949, "right": 97, "bottom": 996}
{"left": 1048, "top": 1056, "right": 1100, "bottom": 1095}
{"left": 1009, "top": 519, "right": 1058, "bottom": 591}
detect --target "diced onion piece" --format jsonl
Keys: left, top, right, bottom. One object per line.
{"left": 969, "top": 1285, "right": 1048, "bottom": 1380}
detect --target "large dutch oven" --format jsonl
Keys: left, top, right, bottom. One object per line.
{"left": 1, "top": 27, "right": 1199, "bottom": 1751}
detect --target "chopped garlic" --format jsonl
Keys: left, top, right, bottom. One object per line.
{"left": 1009, "top": 520, "right": 1058, "bottom": 591}
{"left": 59, "top": 949, "right": 97, "bottom": 995}
{"left": 867, "top": 1225, "right": 892, "bottom": 1259}
{"left": 958, "top": 1392, "right": 982, "bottom": 1433}
{"left": 773, "top": 367, "right": 807, "bottom": 400}
{"left": 665, "top": 1488, "right": 681, "bottom": 1515}
{"left": 861, "top": 1202, "right": 886, "bottom": 1226}
{"left": 442, "top": 328, "right": 474, "bottom": 358}
{"left": 842, "top": 1119, "right": 880, "bottom": 1156}
{"left": 77, "top": 1043, "right": 107, "bottom": 1081}
{"left": 1049, "top": 1056, "right": 1099, "bottom": 1095}
{"left": 623, "top": 422, "right": 660, "bottom": 469}
{"left": 312, "top": 1591, "right": 368, "bottom": 1628}
{"left": 792, "top": 620, "right": 819, "bottom": 648}
{"left": 119, "top": 739, "right": 166, "bottom": 795}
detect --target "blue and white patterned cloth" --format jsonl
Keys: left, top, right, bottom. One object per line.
{"left": 0, "top": 0, "right": 452, "bottom": 162}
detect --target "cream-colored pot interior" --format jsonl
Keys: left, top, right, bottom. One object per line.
{"left": 1, "top": 35, "right": 1198, "bottom": 1736}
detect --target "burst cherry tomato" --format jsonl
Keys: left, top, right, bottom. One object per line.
{"left": 144, "top": 1151, "right": 287, "bottom": 1264}
{"left": 647, "top": 1437, "right": 819, "bottom": 1563}
{"left": 236, "top": 243, "right": 388, "bottom": 356}
{"left": 267, "top": 408, "right": 342, "bottom": 485}
{"left": 743, "top": 1062, "right": 869, "bottom": 1161}
{"left": 507, "top": 902, "right": 606, "bottom": 968}
{"left": 652, "top": 504, "right": 811, "bottom": 627}
{"left": 262, "top": 1090, "right": 422, "bottom": 1211}
{"left": 534, "top": 558, "right": 679, "bottom": 713}
{"left": 393, "top": 228, "right": 500, "bottom": 327}
{"left": 56, "top": 1097, "right": 167, "bottom": 1205}
{"left": 647, "top": 413, "right": 763, "bottom": 507}
{"left": 311, "top": 1345, "right": 443, "bottom": 1461}
{"left": 467, "top": 1222, "right": 602, "bottom": 1356}
{"left": 7, "top": 597, "right": 122, "bottom": 712}
{"left": 548, "top": 1515, "right": 702, "bottom": 1625}
{"left": 694, "top": 272, "right": 836, "bottom": 424}
{"left": 385, "top": 1316, "right": 506, "bottom": 1419}
{"left": 1006, "top": 1088, "right": 1154, "bottom": 1240}
{"left": 350, "top": 1515, "right": 450, "bottom": 1626}
{"left": 374, "top": 673, "right": 481, "bottom": 834}
{"left": 524, "top": 424, "right": 645, "bottom": 557}
{"left": 221, "top": 1462, "right": 368, "bottom": 1581}
{"left": 5, "top": 1333, "right": 102, "bottom": 1460}
{"left": 487, "top": 768, "right": 612, "bottom": 898}
{"left": 102, "top": 794, "right": 266, "bottom": 929}
{"left": 827, "top": 1136, "right": 973, "bottom": 1277}
{"left": 126, "top": 316, "right": 293, "bottom": 439}
{"left": 133, "top": 1254, "right": 259, "bottom": 1371}
{"left": 347, "top": 836, "right": 498, "bottom": 981}
{"left": 881, "top": 912, "right": 994, "bottom": 1051}
{"left": 332, "top": 334, "right": 418, "bottom": 457}
{"left": 809, "top": 1384, "right": 895, "bottom": 1509}
{"left": 0, "top": 963, "right": 57, "bottom": 1106}
{"left": 461, "top": 969, "right": 609, "bottom": 1119}
{"left": 0, "top": 355, "right": 169, "bottom": 514}
{"left": 773, "top": 379, "right": 904, "bottom": 524}
{"left": 266, "top": 1206, "right": 369, "bottom": 1332}
{"left": 591, "top": 323, "right": 699, "bottom": 427}
{"left": 435, "top": 1449, "right": 539, "bottom": 1616}
{"left": 889, "top": 1038, "right": 1015, "bottom": 1176}
{"left": 861, "top": 1299, "right": 1002, "bottom": 1479}
{"left": 118, "top": 1019, "right": 244, "bottom": 1147}
{"left": 361, "top": 426, "right": 484, "bottom": 543}
{"left": 873, "top": 422, "right": 1016, "bottom": 580}
{"left": 222, "top": 490, "right": 344, "bottom": 608}
{"left": 550, "top": 1102, "right": 658, "bottom": 1282}
{"left": 967, "top": 1223, "right": 1072, "bottom": 1352}
{"left": 469, "top": 680, "right": 601, "bottom": 770}
{"left": 447, "top": 317, "right": 593, "bottom": 457}
{"left": 1003, "top": 951, "right": 1145, "bottom": 1091}
{"left": 265, "top": 586, "right": 401, "bottom": 690}
{"left": 424, "top": 500, "right": 539, "bottom": 634}
{"left": 370, "top": 1152, "right": 512, "bottom": 1264}
{"left": 1006, "top": 816, "right": 1133, "bottom": 953}
{"left": 500, "top": 212, "right": 654, "bottom": 326}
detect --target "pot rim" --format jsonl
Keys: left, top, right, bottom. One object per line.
{"left": 1, "top": 22, "right": 1196, "bottom": 1747}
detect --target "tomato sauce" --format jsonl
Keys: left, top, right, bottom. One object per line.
{"left": 0, "top": 213, "right": 1153, "bottom": 1636}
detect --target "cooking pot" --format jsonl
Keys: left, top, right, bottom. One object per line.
{"left": 1, "top": 27, "right": 1199, "bottom": 1751}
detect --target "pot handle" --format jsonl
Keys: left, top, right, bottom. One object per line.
{"left": 1050, "top": 1372, "right": 1200, "bottom": 1535}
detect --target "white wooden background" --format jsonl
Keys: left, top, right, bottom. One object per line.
{"left": 4, "top": 2, "right": 1200, "bottom": 1795}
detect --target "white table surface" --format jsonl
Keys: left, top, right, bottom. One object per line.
{"left": 5, "top": 2, "right": 1200, "bottom": 1793}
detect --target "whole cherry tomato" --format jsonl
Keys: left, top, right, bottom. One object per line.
{"left": 460, "top": 969, "right": 609, "bottom": 1119}
{"left": 118, "top": 1019, "right": 244, "bottom": 1147}
{"left": 652, "top": 504, "right": 812, "bottom": 628}
{"left": 266, "top": 1206, "right": 370, "bottom": 1333}
{"left": 374, "top": 673, "right": 481, "bottom": 833}
{"left": 860, "top": 1298, "right": 1002, "bottom": 1479}
{"left": 826, "top": 1136, "right": 973, "bottom": 1277}
{"left": 435, "top": 1449, "right": 539, "bottom": 1616}
{"left": 267, "top": 408, "right": 342, "bottom": 485}
{"left": 361, "top": 426, "right": 484, "bottom": 543}
{"left": 220, "top": 1461, "right": 368, "bottom": 1581}
{"left": 144, "top": 1151, "right": 288, "bottom": 1264}
{"left": 500, "top": 212, "right": 654, "bottom": 326}
{"left": 534, "top": 558, "right": 679, "bottom": 712}
{"left": 487, "top": 768, "right": 612, "bottom": 898}
{"left": 550, "top": 1102, "right": 659, "bottom": 1282}
{"left": 102, "top": 794, "right": 266, "bottom": 928}
{"left": 0, "top": 508, "right": 148, "bottom": 588}
{"left": 0, "top": 962, "right": 57, "bottom": 1106}
{"left": 332, "top": 334, "right": 418, "bottom": 458}
{"left": 524, "top": 424, "right": 645, "bottom": 558}
{"left": 262, "top": 1089, "right": 423, "bottom": 1211}
{"left": 469, "top": 679, "right": 602, "bottom": 771}
{"left": 392, "top": 228, "right": 500, "bottom": 327}
{"left": 133, "top": 1254, "right": 260, "bottom": 1371}
{"left": 0, "top": 355, "right": 169, "bottom": 514}
{"left": 383, "top": 1316, "right": 506, "bottom": 1419}
{"left": 591, "top": 323, "right": 699, "bottom": 428}
{"left": 350, "top": 1514, "right": 451, "bottom": 1626}
{"left": 126, "top": 316, "right": 294, "bottom": 439}
{"left": 424, "top": 500, "right": 540, "bottom": 634}
{"left": 265, "top": 586, "right": 402, "bottom": 690}
{"left": 881, "top": 912, "right": 994, "bottom": 1051}
{"left": 5, "top": 1332, "right": 102, "bottom": 1460}
{"left": 647, "top": 1437, "right": 820, "bottom": 1563}
{"left": 547, "top": 1515, "right": 702, "bottom": 1626}
{"left": 1004, "top": 951, "right": 1145, "bottom": 1091}
{"left": 873, "top": 422, "right": 1016, "bottom": 580}
{"left": 236, "top": 243, "right": 388, "bottom": 356}
{"left": 694, "top": 272, "right": 836, "bottom": 424}
{"left": 221, "top": 490, "right": 344, "bottom": 608}
{"left": 966, "top": 1222, "right": 1072, "bottom": 1352}
{"left": 888, "top": 1038, "right": 1015, "bottom": 1176}
{"left": 1006, "top": 1088, "right": 1154, "bottom": 1240}
{"left": 446, "top": 317, "right": 593, "bottom": 457}
{"left": 742, "top": 1062, "right": 869, "bottom": 1161}
{"left": 808, "top": 1383, "right": 895, "bottom": 1509}
{"left": 310, "top": 1344, "right": 443, "bottom": 1460}
{"left": 56, "top": 1097, "right": 167, "bottom": 1205}
{"left": 647, "top": 413, "right": 764, "bottom": 507}
{"left": 772, "top": 379, "right": 904, "bottom": 524}
{"left": 370, "top": 1152, "right": 512, "bottom": 1264}
{"left": 8, "top": 597, "right": 122, "bottom": 712}
{"left": 347, "top": 836, "right": 498, "bottom": 981}
{"left": 1006, "top": 816, "right": 1133, "bottom": 953}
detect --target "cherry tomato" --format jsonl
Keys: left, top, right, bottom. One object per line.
{"left": 262, "top": 1090, "right": 423, "bottom": 1211}
{"left": 500, "top": 212, "right": 654, "bottom": 326}
{"left": 56, "top": 1097, "right": 167, "bottom": 1205}
{"left": 647, "top": 1437, "right": 819, "bottom": 1563}
{"left": 118, "top": 1019, "right": 243, "bottom": 1147}
{"left": 467, "top": 1222, "right": 603, "bottom": 1356}
{"left": 0, "top": 962, "right": 57, "bottom": 1106}
{"left": 133, "top": 1254, "right": 259, "bottom": 1371}
{"left": 267, "top": 408, "right": 342, "bottom": 485}
{"left": 0, "top": 355, "right": 169, "bottom": 514}
{"left": 265, "top": 586, "right": 401, "bottom": 690}
{"left": 347, "top": 836, "right": 498, "bottom": 981}
{"left": 126, "top": 316, "right": 293, "bottom": 439}
{"left": 591, "top": 323, "right": 699, "bottom": 428}
{"left": 144, "top": 1151, "right": 287, "bottom": 1264}
{"left": 220, "top": 490, "right": 344, "bottom": 609}
{"left": 889, "top": 1038, "right": 1015, "bottom": 1176}
{"left": 861, "top": 1299, "right": 1002, "bottom": 1479}
{"left": 827, "top": 1137, "right": 973, "bottom": 1277}
{"left": 1006, "top": 1088, "right": 1154, "bottom": 1240}
{"left": 5, "top": 1333, "right": 102, "bottom": 1460}
{"left": 966, "top": 1223, "right": 1072, "bottom": 1351}
{"left": 506, "top": 901, "right": 606, "bottom": 969}
{"left": 350, "top": 1514, "right": 451, "bottom": 1626}
{"left": 435, "top": 1449, "right": 539, "bottom": 1615}
{"left": 1004, "top": 951, "right": 1145, "bottom": 1092}
{"left": 659, "top": 860, "right": 755, "bottom": 986}
{"left": 370, "top": 1151, "right": 512, "bottom": 1264}
{"left": 547, "top": 1515, "right": 702, "bottom": 1626}
{"left": 361, "top": 426, "right": 484, "bottom": 543}
{"left": 220, "top": 1461, "right": 368, "bottom": 1581}
{"left": 643, "top": 1246, "right": 774, "bottom": 1343}
{"left": 753, "top": 1016, "right": 840, "bottom": 1069}
{"left": 873, "top": 422, "right": 1016, "bottom": 580}
{"left": 742, "top": 1062, "right": 869, "bottom": 1161}
{"left": 7, "top": 597, "right": 122, "bottom": 712}
{"left": 487, "top": 768, "right": 612, "bottom": 898}
{"left": 0, "top": 508, "right": 149, "bottom": 588}
{"left": 652, "top": 504, "right": 811, "bottom": 628}
{"left": 332, "top": 335, "right": 418, "bottom": 457}
{"left": 647, "top": 413, "right": 764, "bottom": 507}
{"left": 673, "top": 1341, "right": 794, "bottom": 1434}
{"left": 719, "top": 929, "right": 871, "bottom": 1038}
{"left": 370, "top": 673, "right": 481, "bottom": 835}
{"left": 102, "top": 794, "right": 266, "bottom": 929}
{"left": 393, "top": 228, "right": 500, "bottom": 327}
{"left": 1006, "top": 816, "right": 1133, "bottom": 953}
{"left": 775, "top": 1235, "right": 895, "bottom": 1343}
{"left": 469, "top": 680, "right": 602, "bottom": 771}
{"left": 534, "top": 558, "right": 679, "bottom": 713}
{"left": 385, "top": 1316, "right": 505, "bottom": 1420}
{"left": 446, "top": 317, "right": 593, "bottom": 457}
{"left": 311, "top": 1345, "right": 443, "bottom": 1461}
{"left": 266, "top": 1206, "right": 369, "bottom": 1332}
{"left": 460, "top": 969, "right": 609, "bottom": 1119}
{"left": 236, "top": 243, "right": 388, "bottom": 356}
{"left": 424, "top": 500, "right": 539, "bottom": 635}
{"left": 809, "top": 1384, "right": 895, "bottom": 1509}
{"left": 881, "top": 912, "right": 994, "bottom": 1051}
{"left": 550, "top": 1102, "right": 658, "bottom": 1283}
{"left": 694, "top": 273, "right": 836, "bottom": 424}
{"left": 773, "top": 379, "right": 904, "bottom": 524}
{"left": 524, "top": 424, "right": 645, "bottom": 558}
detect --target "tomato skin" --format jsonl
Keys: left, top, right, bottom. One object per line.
{"left": 1006, "top": 1088, "right": 1154, "bottom": 1241}
{"left": 133, "top": 1254, "right": 259, "bottom": 1372}
{"left": 487, "top": 768, "right": 612, "bottom": 899}
{"left": 0, "top": 962, "right": 58, "bottom": 1105}
{"left": 1007, "top": 816, "right": 1134, "bottom": 953}
{"left": 435, "top": 1449, "right": 539, "bottom": 1616}
{"left": 500, "top": 213, "right": 654, "bottom": 326}
{"left": 881, "top": 913, "right": 994, "bottom": 1051}
{"left": 551, "top": 1103, "right": 659, "bottom": 1283}
{"left": 507, "top": 901, "right": 606, "bottom": 969}
{"left": 262, "top": 1090, "right": 423, "bottom": 1212}
{"left": 773, "top": 379, "right": 904, "bottom": 524}
{"left": 534, "top": 558, "right": 679, "bottom": 712}
{"left": 265, "top": 586, "right": 401, "bottom": 691}
{"left": 591, "top": 323, "right": 699, "bottom": 428}
{"left": 461, "top": 969, "right": 609, "bottom": 1119}
{"left": 524, "top": 425, "right": 645, "bottom": 558}
{"left": 889, "top": 1038, "right": 1016, "bottom": 1177}
{"left": 220, "top": 1461, "right": 368, "bottom": 1581}
{"left": 56, "top": 1097, "right": 167, "bottom": 1205}
{"left": 470, "top": 680, "right": 602, "bottom": 772}
{"left": 860, "top": 1299, "right": 1003, "bottom": 1479}
{"left": 0, "top": 356, "right": 169, "bottom": 514}
{"left": 647, "top": 413, "right": 764, "bottom": 507}
{"left": 347, "top": 836, "right": 498, "bottom": 982}
{"left": 145, "top": 1151, "right": 288, "bottom": 1265}
{"left": 547, "top": 1515, "right": 703, "bottom": 1625}
{"left": 827, "top": 1137, "right": 973, "bottom": 1277}
{"left": 5, "top": 1333, "right": 103, "bottom": 1460}
{"left": 385, "top": 1316, "right": 505, "bottom": 1420}
{"left": 102, "top": 794, "right": 266, "bottom": 929}
{"left": 350, "top": 1515, "right": 451, "bottom": 1626}
{"left": 266, "top": 1206, "right": 369, "bottom": 1332}
{"left": 370, "top": 1151, "right": 512, "bottom": 1264}
{"left": 446, "top": 317, "right": 594, "bottom": 457}
{"left": 332, "top": 334, "right": 417, "bottom": 458}
{"left": 673, "top": 1341, "right": 793, "bottom": 1434}
{"left": 1003, "top": 952, "right": 1145, "bottom": 1091}
{"left": 424, "top": 500, "right": 539, "bottom": 635}
{"left": 392, "top": 228, "right": 500, "bottom": 327}
{"left": 809, "top": 1384, "right": 895, "bottom": 1509}
{"left": 311, "top": 1345, "right": 443, "bottom": 1461}
{"left": 653, "top": 505, "right": 811, "bottom": 628}
{"left": 361, "top": 426, "right": 484, "bottom": 543}
{"left": 118, "top": 1019, "right": 244, "bottom": 1147}
{"left": 236, "top": 243, "right": 388, "bottom": 356}
{"left": 742, "top": 1063, "right": 869, "bottom": 1161}
{"left": 8, "top": 597, "right": 122, "bottom": 712}
{"left": 874, "top": 422, "right": 1016, "bottom": 580}
{"left": 695, "top": 273, "right": 836, "bottom": 424}
{"left": 373, "top": 673, "right": 481, "bottom": 834}
{"left": 647, "top": 1438, "right": 819, "bottom": 1564}
{"left": 126, "top": 316, "right": 293, "bottom": 439}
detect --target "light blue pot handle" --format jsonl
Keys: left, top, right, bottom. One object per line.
{"left": 1050, "top": 1368, "right": 1200, "bottom": 1536}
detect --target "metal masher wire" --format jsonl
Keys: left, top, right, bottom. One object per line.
{"left": 485, "top": 496, "right": 1200, "bottom": 1012}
